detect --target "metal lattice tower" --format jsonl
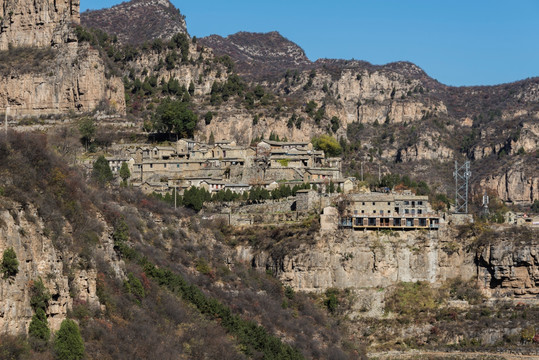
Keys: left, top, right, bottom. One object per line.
{"left": 453, "top": 161, "right": 471, "bottom": 213}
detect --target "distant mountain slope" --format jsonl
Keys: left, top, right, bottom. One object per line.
{"left": 81, "top": 0, "right": 188, "bottom": 44}
{"left": 200, "top": 31, "right": 312, "bottom": 79}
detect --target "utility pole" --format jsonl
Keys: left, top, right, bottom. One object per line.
{"left": 360, "top": 161, "right": 364, "bottom": 182}
{"left": 4, "top": 106, "right": 8, "bottom": 136}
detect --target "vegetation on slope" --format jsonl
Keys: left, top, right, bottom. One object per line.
{"left": 0, "top": 131, "right": 360, "bottom": 359}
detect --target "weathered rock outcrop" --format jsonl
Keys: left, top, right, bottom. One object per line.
{"left": 0, "top": 0, "right": 126, "bottom": 117}
{"left": 235, "top": 223, "right": 538, "bottom": 317}
{"left": 0, "top": 43, "right": 125, "bottom": 116}
{"left": 0, "top": 0, "right": 80, "bottom": 50}
{"left": 479, "top": 160, "right": 539, "bottom": 204}
{"left": 478, "top": 238, "right": 539, "bottom": 298}
{"left": 0, "top": 201, "right": 124, "bottom": 335}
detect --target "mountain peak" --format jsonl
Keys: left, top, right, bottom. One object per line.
{"left": 200, "top": 31, "right": 311, "bottom": 79}
{"left": 81, "top": 0, "right": 188, "bottom": 45}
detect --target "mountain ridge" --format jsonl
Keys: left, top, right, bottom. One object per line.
{"left": 81, "top": 0, "right": 188, "bottom": 44}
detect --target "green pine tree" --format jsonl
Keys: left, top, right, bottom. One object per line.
{"left": 92, "top": 155, "right": 113, "bottom": 186}
{"left": 53, "top": 319, "right": 85, "bottom": 360}
{"left": 1, "top": 247, "right": 18, "bottom": 279}
{"left": 119, "top": 162, "right": 131, "bottom": 186}
{"left": 29, "top": 308, "right": 50, "bottom": 341}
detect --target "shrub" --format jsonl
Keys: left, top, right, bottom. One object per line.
{"left": 443, "top": 277, "right": 484, "bottom": 305}
{"left": 53, "top": 319, "right": 85, "bottom": 360}
{"left": 124, "top": 272, "right": 146, "bottom": 302}
{"left": 311, "top": 135, "right": 342, "bottom": 157}
{"left": 324, "top": 289, "right": 339, "bottom": 313}
{"left": 385, "top": 281, "right": 439, "bottom": 318}
{"left": 1, "top": 247, "right": 18, "bottom": 279}
{"left": 531, "top": 200, "right": 539, "bottom": 213}
{"left": 0, "top": 334, "right": 29, "bottom": 359}
{"left": 30, "top": 278, "right": 51, "bottom": 312}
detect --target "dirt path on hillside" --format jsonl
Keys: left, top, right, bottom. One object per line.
{"left": 367, "top": 350, "right": 539, "bottom": 360}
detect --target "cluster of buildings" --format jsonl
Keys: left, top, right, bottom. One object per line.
{"left": 106, "top": 138, "right": 346, "bottom": 195}
{"left": 106, "top": 139, "right": 448, "bottom": 232}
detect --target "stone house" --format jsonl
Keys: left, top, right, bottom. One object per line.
{"left": 225, "top": 183, "right": 250, "bottom": 194}
{"left": 176, "top": 139, "right": 198, "bottom": 155}
{"left": 340, "top": 191, "right": 440, "bottom": 230}
{"left": 199, "top": 179, "right": 226, "bottom": 193}
{"left": 107, "top": 157, "right": 134, "bottom": 174}
{"left": 258, "top": 140, "right": 312, "bottom": 151}
{"left": 304, "top": 168, "right": 341, "bottom": 182}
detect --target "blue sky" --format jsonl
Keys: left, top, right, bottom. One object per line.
{"left": 81, "top": 1, "right": 539, "bottom": 87}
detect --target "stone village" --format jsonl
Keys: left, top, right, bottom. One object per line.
{"left": 105, "top": 138, "right": 447, "bottom": 230}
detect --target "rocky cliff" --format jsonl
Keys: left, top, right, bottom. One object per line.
{"left": 0, "top": 0, "right": 126, "bottom": 117}
{"left": 478, "top": 230, "right": 539, "bottom": 298}
{"left": 0, "top": 0, "right": 80, "bottom": 50}
{"left": 234, "top": 222, "right": 538, "bottom": 317}
{"left": 0, "top": 200, "right": 124, "bottom": 335}
{"left": 199, "top": 30, "right": 538, "bottom": 204}
{"left": 0, "top": 43, "right": 125, "bottom": 116}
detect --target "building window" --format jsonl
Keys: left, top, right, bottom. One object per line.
{"left": 405, "top": 209, "right": 409, "bottom": 214}
{"left": 150, "top": 164, "right": 153, "bottom": 168}
{"left": 361, "top": 210, "right": 364, "bottom": 214}
{"left": 418, "top": 201, "right": 423, "bottom": 205}
{"left": 387, "top": 202, "right": 390, "bottom": 205}
{"left": 164, "top": 164, "right": 167, "bottom": 168}
{"left": 354, "top": 210, "right": 358, "bottom": 215}
{"left": 372, "top": 202, "right": 375, "bottom": 205}
{"left": 373, "top": 210, "right": 376, "bottom": 213}
{"left": 362, "top": 202, "right": 365, "bottom": 205}
{"left": 404, "top": 201, "right": 409, "bottom": 205}
{"left": 418, "top": 209, "right": 422, "bottom": 214}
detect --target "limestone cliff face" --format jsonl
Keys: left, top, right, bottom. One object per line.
{"left": 0, "top": 201, "right": 123, "bottom": 335}
{"left": 0, "top": 43, "right": 125, "bottom": 116}
{"left": 0, "top": 0, "right": 80, "bottom": 50}
{"left": 471, "top": 121, "right": 539, "bottom": 161}
{"left": 200, "top": 106, "right": 322, "bottom": 145}
{"left": 270, "top": 228, "right": 474, "bottom": 292}
{"left": 397, "top": 134, "right": 455, "bottom": 163}
{"left": 130, "top": 43, "right": 220, "bottom": 97}
{"left": 235, "top": 226, "right": 475, "bottom": 316}
{"left": 235, "top": 224, "right": 538, "bottom": 316}
{"left": 268, "top": 67, "right": 446, "bottom": 130}
{"left": 478, "top": 159, "right": 539, "bottom": 204}
{"left": 478, "top": 238, "right": 539, "bottom": 298}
